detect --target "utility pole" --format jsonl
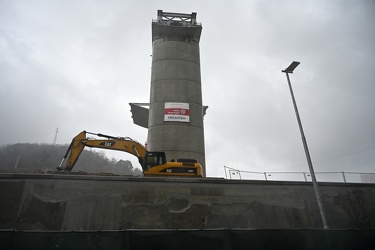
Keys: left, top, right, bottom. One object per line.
{"left": 14, "top": 156, "right": 21, "bottom": 169}
{"left": 53, "top": 127, "right": 59, "bottom": 145}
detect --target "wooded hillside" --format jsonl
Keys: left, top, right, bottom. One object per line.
{"left": 0, "top": 143, "right": 142, "bottom": 175}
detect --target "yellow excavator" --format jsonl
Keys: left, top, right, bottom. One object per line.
{"left": 57, "top": 131, "right": 203, "bottom": 177}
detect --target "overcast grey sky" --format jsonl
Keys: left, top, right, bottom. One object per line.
{"left": 1, "top": 0, "right": 374, "bottom": 178}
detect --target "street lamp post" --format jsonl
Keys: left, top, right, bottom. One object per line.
{"left": 282, "top": 61, "right": 329, "bottom": 229}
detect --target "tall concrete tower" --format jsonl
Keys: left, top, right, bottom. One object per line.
{"left": 147, "top": 10, "right": 206, "bottom": 175}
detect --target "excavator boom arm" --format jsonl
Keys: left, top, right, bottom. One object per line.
{"left": 57, "top": 131, "right": 147, "bottom": 171}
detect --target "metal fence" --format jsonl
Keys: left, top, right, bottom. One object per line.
{"left": 224, "top": 166, "right": 375, "bottom": 183}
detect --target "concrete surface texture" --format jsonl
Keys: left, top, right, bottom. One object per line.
{"left": 147, "top": 11, "right": 206, "bottom": 174}
{"left": 1, "top": 173, "right": 375, "bottom": 230}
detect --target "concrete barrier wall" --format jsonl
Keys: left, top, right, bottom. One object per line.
{"left": 1, "top": 173, "right": 375, "bottom": 230}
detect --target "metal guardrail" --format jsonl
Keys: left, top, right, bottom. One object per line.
{"left": 224, "top": 166, "right": 375, "bottom": 183}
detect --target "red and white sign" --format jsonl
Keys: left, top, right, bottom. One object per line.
{"left": 164, "top": 102, "right": 190, "bottom": 122}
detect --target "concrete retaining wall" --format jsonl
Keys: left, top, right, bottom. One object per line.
{"left": 1, "top": 173, "right": 375, "bottom": 230}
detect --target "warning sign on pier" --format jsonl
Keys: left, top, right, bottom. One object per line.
{"left": 164, "top": 102, "right": 190, "bottom": 122}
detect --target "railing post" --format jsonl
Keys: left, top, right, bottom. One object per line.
{"left": 303, "top": 172, "right": 307, "bottom": 182}
{"left": 342, "top": 171, "right": 347, "bottom": 183}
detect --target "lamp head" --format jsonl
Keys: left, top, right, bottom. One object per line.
{"left": 282, "top": 61, "right": 300, "bottom": 73}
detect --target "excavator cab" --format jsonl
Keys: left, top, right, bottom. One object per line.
{"left": 142, "top": 152, "right": 166, "bottom": 171}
